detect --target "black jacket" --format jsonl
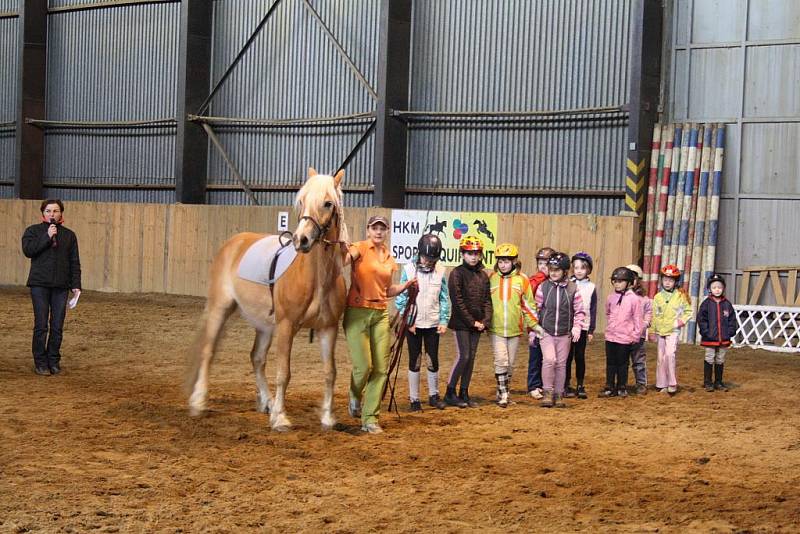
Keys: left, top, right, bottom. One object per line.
{"left": 698, "top": 296, "right": 737, "bottom": 347}
{"left": 447, "top": 262, "right": 492, "bottom": 331}
{"left": 22, "top": 222, "right": 82, "bottom": 289}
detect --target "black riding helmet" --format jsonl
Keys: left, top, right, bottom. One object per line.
{"left": 706, "top": 273, "right": 726, "bottom": 289}
{"left": 416, "top": 234, "right": 442, "bottom": 273}
{"left": 611, "top": 266, "right": 636, "bottom": 283}
{"left": 547, "top": 252, "right": 571, "bottom": 272}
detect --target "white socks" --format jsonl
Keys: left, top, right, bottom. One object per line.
{"left": 408, "top": 370, "right": 420, "bottom": 401}
{"left": 427, "top": 370, "right": 439, "bottom": 396}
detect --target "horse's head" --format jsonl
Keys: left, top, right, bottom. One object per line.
{"left": 293, "top": 167, "right": 346, "bottom": 253}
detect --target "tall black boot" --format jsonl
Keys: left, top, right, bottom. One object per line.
{"left": 444, "top": 386, "right": 467, "bottom": 408}
{"left": 714, "top": 364, "right": 728, "bottom": 391}
{"left": 704, "top": 361, "right": 714, "bottom": 391}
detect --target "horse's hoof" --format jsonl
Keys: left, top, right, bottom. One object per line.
{"left": 188, "top": 404, "right": 205, "bottom": 417}
{"left": 256, "top": 398, "right": 271, "bottom": 414}
{"left": 321, "top": 413, "right": 336, "bottom": 431}
{"left": 270, "top": 413, "right": 292, "bottom": 432}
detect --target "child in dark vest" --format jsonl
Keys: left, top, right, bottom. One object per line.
{"left": 698, "top": 274, "right": 738, "bottom": 392}
{"left": 564, "top": 252, "right": 597, "bottom": 399}
{"left": 526, "top": 246, "right": 554, "bottom": 399}
{"left": 445, "top": 235, "right": 492, "bottom": 408}
{"left": 534, "top": 252, "right": 586, "bottom": 408}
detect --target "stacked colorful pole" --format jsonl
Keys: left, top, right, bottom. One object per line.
{"left": 642, "top": 125, "right": 662, "bottom": 295}
{"left": 686, "top": 126, "right": 713, "bottom": 343}
{"left": 649, "top": 123, "right": 674, "bottom": 297}
{"left": 676, "top": 125, "right": 698, "bottom": 279}
{"left": 702, "top": 125, "right": 724, "bottom": 288}
{"left": 684, "top": 125, "right": 704, "bottom": 277}
{"left": 668, "top": 126, "right": 690, "bottom": 265}
{"left": 660, "top": 124, "right": 683, "bottom": 269}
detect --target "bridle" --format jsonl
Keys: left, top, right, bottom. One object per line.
{"left": 297, "top": 203, "right": 345, "bottom": 250}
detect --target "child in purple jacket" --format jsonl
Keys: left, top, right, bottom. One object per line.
{"left": 601, "top": 267, "right": 643, "bottom": 398}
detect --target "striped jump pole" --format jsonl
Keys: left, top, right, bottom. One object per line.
{"left": 660, "top": 123, "right": 684, "bottom": 267}
{"left": 688, "top": 125, "right": 713, "bottom": 333}
{"left": 642, "top": 124, "right": 662, "bottom": 295}
{"left": 685, "top": 124, "right": 704, "bottom": 278}
{"left": 702, "top": 125, "right": 725, "bottom": 290}
{"left": 676, "top": 124, "right": 698, "bottom": 280}
{"left": 650, "top": 123, "right": 675, "bottom": 297}
{"left": 668, "top": 125, "right": 691, "bottom": 266}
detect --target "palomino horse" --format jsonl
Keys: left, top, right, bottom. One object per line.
{"left": 186, "top": 168, "right": 348, "bottom": 431}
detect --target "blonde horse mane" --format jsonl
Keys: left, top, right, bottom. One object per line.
{"left": 294, "top": 171, "right": 350, "bottom": 250}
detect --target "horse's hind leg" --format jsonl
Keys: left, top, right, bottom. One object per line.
{"left": 317, "top": 326, "right": 338, "bottom": 430}
{"left": 187, "top": 302, "right": 235, "bottom": 416}
{"left": 270, "top": 320, "right": 297, "bottom": 431}
{"left": 250, "top": 327, "right": 274, "bottom": 413}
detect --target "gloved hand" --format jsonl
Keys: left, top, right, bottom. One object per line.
{"left": 571, "top": 326, "right": 582, "bottom": 343}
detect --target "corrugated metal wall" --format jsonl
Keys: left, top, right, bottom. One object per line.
{"left": 407, "top": 0, "right": 632, "bottom": 215}
{"left": 206, "top": 0, "right": 378, "bottom": 207}
{"left": 44, "top": 1, "right": 179, "bottom": 200}
{"left": 0, "top": 1, "right": 19, "bottom": 199}
{"left": 668, "top": 0, "right": 800, "bottom": 303}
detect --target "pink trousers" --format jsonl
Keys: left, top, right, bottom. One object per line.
{"left": 540, "top": 334, "right": 572, "bottom": 394}
{"left": 656, "top": 333, "right": 679, "bottom": 388}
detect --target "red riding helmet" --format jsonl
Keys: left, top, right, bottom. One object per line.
{"left": 660, "top": 264, "right": 681, "bottom": 279}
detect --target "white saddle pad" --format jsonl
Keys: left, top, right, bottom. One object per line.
{"left": 237, "top": 234, "right": 298, "bottom": 286}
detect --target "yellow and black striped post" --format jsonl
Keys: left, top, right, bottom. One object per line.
{"left": 625, "top": 156, "right": 646, "bottom": 214}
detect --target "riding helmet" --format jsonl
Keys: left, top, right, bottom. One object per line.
{"left": 459, "top": 234, "right": 484, "bottom": 252}
{"left": 536, "top": 247, "right": 555, "bottom": 261}
{"left": 706, "top": 273, "right": 726, "bottom": 289}
{"left": 571, "top": 252, "right": 594, "bottom": 273}
{"left": 626, "top": 264, "right": 644, "bottom": 279}
{"left": 495, "top": 243, "right": 519, "bottom": 259}
{"left": 547, "top": 252, "right": 571, "bottom": 272}
{"left": 417, "top": 234, "right": 443, "bottom": 260}
{"left": 611, "top": 267, "right": 636, "bottom": 283}
{"left": 660, "top": 264, "right": 681, "bottom": 279}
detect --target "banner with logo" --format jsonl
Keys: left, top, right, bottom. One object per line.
{"left": 390, "top": 210, "right": 499, "bottom": 266}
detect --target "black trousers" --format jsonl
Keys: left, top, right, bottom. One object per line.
{"left": 605, "top": 341, "right": 634, "bottom": 391}
{"left": 31, "top": 286, "right": 69, "bottom": 367}
{"left": 448, "top": 330, "right": 481, "bottom": 391}
{"left": 566, "top": 330, "right": 588, "bottom": 387}
{"left": 406, "top": 327, "right": 440, "bottom": 372}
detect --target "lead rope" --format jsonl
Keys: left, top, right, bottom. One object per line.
{"left": 381, "top": 284, "right": 419, "bottom": 415}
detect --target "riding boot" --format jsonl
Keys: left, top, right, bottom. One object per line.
{"left": 714, "top": 364, "right": 728, "bottom": 391}
{"left": 444, "top": 386, "right": 467, "bottom": 408}
{"left": 459, "top": 387, "right": 478, "bottom": 408}
{"left": 704, "top": 361, "right": 714, "bottom": 392}
{"left": 495, "top": 373, "right": 509, "bottom": 407}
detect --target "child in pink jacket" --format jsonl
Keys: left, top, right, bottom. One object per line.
{"left": 601, "top": 267, "right": 643, "bottom": 398}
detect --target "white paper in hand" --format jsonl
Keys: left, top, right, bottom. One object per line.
{"left": 68, "top": 291, "right": 80, "bottom": 309}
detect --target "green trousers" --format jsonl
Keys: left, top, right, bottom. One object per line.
{"left": 343, "top": 306, "right": 391, "bottom": 425}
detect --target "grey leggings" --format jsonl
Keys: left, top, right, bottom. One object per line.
{"left": 447, "top": 330, "right": 481, "bottom": 391}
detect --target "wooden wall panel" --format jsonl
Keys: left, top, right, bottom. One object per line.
{"left": 1, "top": 200, "right": 639, "bottom": 332}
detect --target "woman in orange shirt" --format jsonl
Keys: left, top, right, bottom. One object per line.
{"left": 345, "top": 215, "right": 416, "bottom": 434}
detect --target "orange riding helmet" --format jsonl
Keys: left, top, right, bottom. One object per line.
{"left": 660, "top": 264, "right": 681, "bottom": 279}
{"left": 459, "top": 234, "right": 484, "bottom": 252}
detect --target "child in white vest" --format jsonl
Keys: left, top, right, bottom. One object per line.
{"left": 396, "top": 234, "right": 451, "bottom": 410}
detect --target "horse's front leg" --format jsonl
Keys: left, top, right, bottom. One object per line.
{"left": 270, "top": 319, "right": 296, "bottom": 431}
{"left": 317, "top": 325, "right": 338, "bottom": 430}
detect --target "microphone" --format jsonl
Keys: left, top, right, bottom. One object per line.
{"left": 50, "top": 218, "right": 58, "bottom": 248}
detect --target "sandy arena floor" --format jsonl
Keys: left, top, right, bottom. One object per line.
{"left": 1, "top": 287, "right": 799, "bottom": 533}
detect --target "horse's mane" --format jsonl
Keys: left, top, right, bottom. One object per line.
{"left": 294, "top": 173, "right": 350, "bottom": 246}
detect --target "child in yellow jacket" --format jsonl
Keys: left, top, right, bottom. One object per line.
{"left": 488, "top": 244, "right": 541, "bottom": 407}
{"left": 652, "top": 264, "right": 692, "bottom": 395}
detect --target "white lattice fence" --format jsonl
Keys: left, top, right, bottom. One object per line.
{"left": 733, "top": 305, "right": 800, "bottom": 353}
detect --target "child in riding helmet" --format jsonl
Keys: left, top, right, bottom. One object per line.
{"left": 652, "top": 264, "right": 692, "bottom": 395}
{"left": 564, "top": 252, "right": 597, "bottom": 399}
{"left": 601, "top": 267, "right": 644, "bottom": 398}
{"left": 445, "top": 235, "right": 492, "bottom": 408}
{"left": 626, "top": 264, "right": 653, "bottom": 394}
{"left": 527, "top": 246, "right": 555, "bottom": 399}
{"left": 488, "top": 243, "right": 542, "bottom": 407}
{"left": 396, "top": 234, "right": 451, "bottom": 411}
{"left": 698, "top": 274, "right": 737, "bottom": 392}
{"left": 534, "top": 252, "right": 586, "bottom": 408}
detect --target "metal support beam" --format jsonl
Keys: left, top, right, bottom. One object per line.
{"left": 626, "top": 0, "right": 663, "bottom": 248}
{"left": 175, "top": 0, "right": 213, "bottom": 204}
{"left": 373, "top": 0, "right": 411, "bottom": 208}
{"left": 15, "top": 0, "right": 47, "bottom": 200}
